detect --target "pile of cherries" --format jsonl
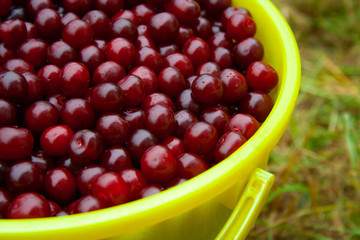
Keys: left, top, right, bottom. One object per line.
{"left": 0, "top": 0, "right": 278, "bottom": 219}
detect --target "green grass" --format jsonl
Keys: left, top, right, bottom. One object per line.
{"left": 249, "top": 0, "right": 360, "bottom": 239}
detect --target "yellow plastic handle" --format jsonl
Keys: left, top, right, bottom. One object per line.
{"left": 216, "top": 168, "right": 275, "bottom": 240}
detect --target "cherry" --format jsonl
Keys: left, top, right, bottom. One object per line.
{"left": 183, "top": 121, "right": 218, "bottom": 155}
{"left": 69, "top": 129, "right": 104, "bottom": 166}
{"left": 61, "top": 12, "right": 80, "bottom": 26}
{"left": 221, "top": 7, "right": 252, "bottom": 27}
{"left": 119, "top": 168, "right": 147, "bottom": 200}
{"left": 207, "top": 31, "right": 233, "bottom": 50}
{"left": 48, "top": 200, "right": 61, "bottom": 216}
{"left": 73, "top": 195, "right": 105, "bottom": 214}
{"left": 90, "top": 83, "right": 124, "bottom": 113}
{"left": 76, "top": 165, "right": 106, "bottom": 196}
{"left": 34, "top": 8, "right": 62, "bottom": 40}
{"left": 0, "top": 98, "right": 16, "bottom": 127}
{"left": 132, "top": 4, "right": 155, "bottom": 25}
{"left": 27, "top": 0, "right": 54, "bottom": 17}
{"left": 59, "top": 62, "right": 90, "bottom": 98}
{"left": 203, "top": 0, "right": 231, "bottom": 15}
{"left": 60, "top": 98, "right": 95, "bottom": 131}
{"left": 161, "top": 136, "right": 186, "bottom": 157}
{"left": 227, "top": 13, "right": 256, "bottom": 41}
{"left": 44, "top": 167, "right": 77, "bottom": 204}
{"left": 174, "top": 109, "right": 198, "bottom": 137}
{"left": 17, "top": 39, "right": 48, "bottom": 69}
{"left": 246, "top": 61, "right": 279, "bottom": 92}
{"left": 4, "top": 58, "right": 36, "bottom": 74}
{"left": 183, "top": 37, "right": 210, "bottom": 68}
{"left": 174, "top": 25, "right": 194, "bottom": 48}
{"left": 158, "top": 43, "right": 179, "bottom": 57}
{"left": 47, "top": 41, "right": 78, "bottom": 68}
{"left": 29, "top": 151, "right": 55, "bottom": 173}
{"left": 176, "top": 152, "right": 208, "bottom": 179}
{"left": 175, "top": 89, "right": 202, "bottom": 115}
{"left": 7, "top": 192, "right": 51, "bottom": 219}
{"left": 79, "top": 45, "right": 105, "bottom": 73}
{"left": 233, "top": 37, "right": 264, "bottom": 69}
{"left": 218, "top": 68, "right": 248, "bottom": 103}
{"left": 164, "top": 52, "right": 194, "bottom": 78}
{"left": 225, "top": 113, "right": 261, "bottom": 139}
{"left": 200, "top": 106, "right": 229, "bottom": 135}
{"left": 96, "top": 113, "right": 130, "bottom": 146}
{"left": 193, "top": 16, "right": 212, "bottom": 40}
{"left": 141, "top": 92, "right": 175, "bottom": 111}
{"left": 214, "top": 131, "right": 247, "bottom": 163}
{"left": 62, "top": 19, "right": 94, "bottom": 49}
{"left": 147, "top": 12, "right": 179, "bottom": 44}
{"left": 238, "top": 91, "right": 274, "bottom": 122}
{"left": 0, "top": 188, "right": 12, "bottom": 219}
{"left": 136, "top": 35, "right": 156, "bottom": 49}
{"left": 92, "top": 61, "right": 126, "bottom": 85}
{"left": 141, "top": 145, "right": 177, "bottom": 185}
{"left": 40, "top": 125, "right": 74, "bottom": 156}
{"left": 136, "top": 184, "right": 163, "bottom": 199}
{"left": 0, "top": 19, "right": 27, "bottom": 48}
{"left": 94, "top": 0, "right": 124, "bottom": 18}
{"left": 121, "top": 108, "right": 145, "bottom": 132}
{"left": 0, "top": 71, "right": 28, "bottom": 102}
{"left": 100, "top": 146, "right": 132, "bottom": 172}
{"left": 126, "top": 129, "right": 158, "bottom": 163}
{"left": 0, "top": 127, "right": 34, "bottom": 161}
{"left": 91, "top": 171, "right": 130, "bottom": 207}
{"left": 136, "top": 47, "right": 164, "bottom": 74}
{"left": 24, "top": 100, "right": 60, "bottom": 134}
{"left": 106, "top": 37, "right": 136, "bottom": 69}
{"left": 191, "top": 74, "right": 223, "bottom": 105}
{"left": 0, "top": 43, "right": 16, "bottom": 65}
{"left": 37, "top": 65, "right": 61, "bottom": 96}
{"left": 6, "top": 160, "right": 43, "bottom": 195}
{"left": 111, "top": 18, "right": 138, "bottom": 42}
{"left": 129, "top": 65, "right": 158, "bottom": 94}
{"left": 211, "top": 47, "right": 233, "bottom": 69}
{"left": 166, "top": 0, "right": 200, "bottom": 26}
{"left": 195, "top": 61, "right": 221, "bottom": 76}
{"left": 111, "top": 9, "right": 138, "bottom": 25}
{"left": 46, "top": 93, "right": 67, "bottom": 111}
{"left": 144, "top": 104, "right": 175, "bottom": 139}
{"left": 82, "top": 10, "right": 110, "bottom": 39}
{"left": 158, "top": 67, "right": 185, "bottom": 98}
{"left": 21, "top": 72, "right": 45, "bottom": 104}
{"left": 118, "top": 74, "right": 146, "bottom": 107}
{"left": 62, "top": 0, "right": 92, "bottom": 16}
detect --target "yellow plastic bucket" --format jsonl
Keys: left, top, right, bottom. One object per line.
{"left": 0, "top": 0, "right": 301, "bottom": 239}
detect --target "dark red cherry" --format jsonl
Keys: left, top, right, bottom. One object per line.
{"left": 96, "top": 113, "right": 130, "bottom": 146}
{"left": 69, "top": 129, "right": 104, "bottom": 166}
{"left": 233, "top": 37, "right": 264, "bottom": 69}
{"left": 6, "top": 160, "right": 43, "bottom": 195}
{"left": 119, "top": 168, "right": 147, "bottom": 200}
{"left": 29, "top": 151, "right": 55, "bottom": 173}
{"left": 158, "top": 67, "right": 185, "bottom": 98}
{"left": 195, "top": 61, "right": 221, "bottom": 76}
{"left": 227, "top": 13, "right": 256, "bottom": 41}
{"left": 183, "top": 121, "right": 218, "bottom": 155}
{"left": 73, "top": 195, "right": 105, "bottom": 213}
{"left": 111, "top": 9, "right": 137, "bottom": 25}
{"left": 166, "top": 177, "right": 187, "bottom": 188}
{"left": 106, "top": 37, "right": 136, "bottom": 69}
{"left": 175, "top": 89, "right": 202, "bottom": 115}
{"left": 47, "top": 41, "right": 77, "bottom": 68}
{"left": 17, "top": 39, "right": 48, "bottom": 69}
{"left": 40, "top": 125, "right": 74, "bottom": 156}
{"left": 0, "top": 98, "right": 16, "bottom": 127}
{"left": 62, "top": 0, "right": 92, "bottom": 16}
{"left": 191, "top": 74, "right": 223, "bottom": 105}
{"left": 79, "top": 45, "right": 105, "bottom": 73}
{"left": 126, "top": 129, "right": 158, "bottom": 163}
{"left": 7, "top": 192, "right": 51, "bottom": 219}
{"left": 214, "top": 131, "right": 247, "bottom": 163}
{"left": 46, "top": 93, "right": 67, "bottom": 111}
{"left": 0, "top": 71, "right": 27, "bottom": 102}
{"left": 158, "top": 43, "right": 179, "bottom": 57}
{"left": 92, "top": 61, "right": 126, "bottom": 85}
{"left": 4, "top": 59, "right": 36, "bottom": 74}
{"left": 132, "top": 3, "right": 155, "bottom": 25}
{"left": 136, "top": 47, "right": 164, "bottom": 74}
{"left": 111, "top": 18, "right": 138, "bottom": 42}
{"left": 0, "top": 127, "right": 34, "bottom": 161}
{"left": 166, "top": 0, "right": 200, "bottom": 26}
{"left": 136, "top": 35, "right": 156, "bottom": 49}
{"left": 90, "top": 83, "right": 124, "bottom": 113}
{"left": 161, "top": 136, "right": 186, "bottom": 157}
{"left": 246, "top": 61, "right": 279, "bottom": 92}
{"left": 207, "top": 31, "right": 233, "bottom": 50}
{"left": 164, "top": 52, "right": 194, "bottom": 78}
{"left": 203, "top": 0, "right": 231, "bottom": 15}
{"left": 21, "top": 72, "right": 44, "bottom": 104}
{"left": 62, "top": 20, "right": 94, "bottom": 49}
{"left": 0, "top": 43, "right": 16, "bottom": 65}
{"left": 141, "top": 145, "right": 177, "bottom": 185}
{"left": 61, "top": 12, "right": 80, "bottom": 26}
{"left": 61, "top": 98, "right": 95, "bottom": 131}
{"left": 176, "top": 152, "right": 208, "bottom": 179}
{"left": 182, "top": 37, "right": 210, "bottom": 68}
{"left": 44, "top": 167, "right": 76, "bottom": 204}
{"left": 24, "top": 100, "right": 60, "bottom": 134}
{"left": 0, "top": 0, "right": 12, "bottom": 18}
{"left": 225, "top": 113, "right": 261, "bottom": 139}
{"left": 27, "top": 0, "right": 54, "bottom": 17}
{"left": 48, "top": 200, "right": 61, "bottom": 216}
{"left": 82, "top": 10, "right": 110, "bottom": 39}
{"left": 0, "top": 19, "right": 27, "bottom": 48}
{"left": 34, "top": 8, "right": 62, "bottom": 40}
{"left": 94, "top": 0, "right": 124, "bottom": 18}
{"left": 76, "top": 164, "right": 105, "bottom": 196}
{"left": 193, "top": 16, "right": 212, "bottom": 40}
{"left": 121, "top": 108, "right": 145, "bottom": 132}
{"left": 200, "top": 106, "right": 229, "bottom": 135}
{"left": 100, "top": 146, "right": 132, "bottom": 172}
{"left": 37, "top": 64, "right": 61, "bottom": 96}
{"left": 174, "top": 25, "right": 194, "bottom": 48}
{"left": 91, "top": 171, "right": 130, "bottom": 207}
{"left": 147, "top": 12, "right": 179, "bottom": 44}
{"left": 59, "top": 62, "right": 90, "bottom": 98}
{"left": 210, "top": 47, "right": 233, "bottom": 69}
{"left": 118, "top": 74, "right": 146, "bottom": 108}
{"left": 238, "top": 91, "right": 274, "bottom": 122}
{"left": 141, "top": 92, "right": 174, "bottom": 111}
{"left": 129, "top": 66, "right": 158, "bottom": 94}
{"left": 144, "top": 104, "right": 175, "bottom": 140}
{"left": 221, "top": 7, "right": 252, "bottom": 27}
{"left": 218, "top": 68, "right": 248, "bottom": 103}
{"left": 174, "top": 109, "right": 198, "bottom": 138}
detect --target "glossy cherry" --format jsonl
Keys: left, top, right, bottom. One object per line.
{"left": 119, "top": 168, "right": 148, "bottom": 200}
{"left": 0, "top": 188, "right": 12, "bottom": 219}
{"left": 183, "top": 121, "right": 218, "bottom": 155}
{"left": 144, "top": 104, "right": 175, "bottom": 139}
{"left": 191, "top": 74, "right": 223, "bottom": 105}
{"left": 161, "top": 136, "right": 186, "bottom": 157}
{"left": 126, "top": 129, "right": 158, "bottom": 163}
{"left": 200, "top": 106, "right": 229, "bottom": 135}
{"left": 246, "top": 61, "right": 279, "bottom": 92}
{"left": 218, "top": 68, "right": 248, "bottom": 103}
{"left": 214, "top": 131, "right": 247, "bottom": 163}
{"left": 183, "top": 37, "right": 210, "bottom": 68}
{"left": 82, "top": 10, "right": 110, "bottom": 39}
{"left": 111, "top": 18, "right": 138, "bottom": 42}
{"left": 176, "top": 152, "right": 208, "bottom": 179}
{"left": 141, "top": 92, "right": 175, "bottom": 111}
{"left": 129, "top": 66, "right": 158, "bottom": 94}
{"left": 92, "top": 61, "right": 126, "bottom": 85}
{"left": 47, "top": 41, "right": 77, "bottom": 68}
{"left": 0, "top": 19, "right": 27, "bottom": 48}
{"left": 238, "top": 91, "right": 274, "bottom": 122}
{"left": 34, "top": 8, "right": 62, "bottom": 40}
{"left": 0, "top": 71, "right": 28, "bottom": 102}
{"left": 60, "top": 98, "right": 95, "bottom": 131}
{"left": 4, "top": 59, "right": 36, "bottom": 74}
{"left": 166, "top": 0, "right": 200, "bottom": 26}
{"left": 76, "top": 164, "right": 106, "bottom": 196}
{"left": 17, "top": 39, "right": 48, "bottom": 69}
{"left": 62, "top": 0, "right": 92, "bottom": 16}
{"left": 233, "top": 37, "right": 264, "bottom": 69}
{"left": 147, "top": 12, "right": 179, "bottom": 44}
{"left": 37, "top": 65, "right": 61, "bottom": 96}
{"left": 225, "top": 113, "right": 261, "bottom": 139}
{"left": 164, "top": 52, "right": 194, "bottom": 78}
{"left": 106, "top": 37, "right": 136, "bottom": 69}
{"left": 121, "top": 108, "right": 145, "bottom": 132}
{"left": 90, "top": 83, "right": 124, "bottom": 113}
{"left": 226, "top": 13, "right": 256, "bottom": 41}
{"left": 174, "top": 109, "right": 198, "bottom": 137}
{"left": 7, "top": 192, "right": 51, "bottom": 219}
{"left": 0, "top": 98, "right": 16, "bottom": 127}
{"left": 94, "top": 0, "right": 124, "bottom": 18}
{"left": 60, "top": 62, "right": 90, "bottom": 98}
{"left": 0, "top": 127, "right": 34, "bottom": 161}
{"left": 175, "top": 89, "right": 202, "bottom": 115}
{"left": 136, "top": 184, "right": 163, "bottom": 199}
{"left": 62, "top": 19, "right": 94, "bottom": 49}
{"left": 195, "top": 61, "right": 221, "bottom": 76}
{"left": 158, "top": 67, "right": 185, "bottom": 98}
{"left": 79, "top": 45, "right": 105, "bottom": 73}
{"left": 118, "top": 74, "right": 146, "bottom": 107}
{"left": 40, "top": 125, "right": 74, "bottom": 156}
{"left": 96, "top": 113, "right": 130, "bottom": 146}
{"left": 73, "top": 195, "right": 105, "bottom": 213}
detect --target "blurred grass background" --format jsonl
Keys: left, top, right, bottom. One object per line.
{"left": 249, "top": 0, "right": 360, "bottom": 239}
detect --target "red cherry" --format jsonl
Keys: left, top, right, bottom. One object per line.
{"left": 106, "top": 37, "right": 136, "bottom": 69}
{"left": 238, "top": 91, "right": 274, "bottom": 122}
{"left": 191, "top": 74, "right": 223, "bottom": 105}
{"left": 76, "top": 164, "right": 106, "bottom": 196}
{"left": 60, "top": 62, "right": 90, "bottom": 98}
{"left": 40, "top": 125, "right": 74, "bottom": 156}
{"left": 0, "top": 19, "right": 27, "bottom": 48}
{"left": 182, "top": 37, "right": 210, "bottom": 68}
{"left": 225, "top": 113, "right": 261, "bottom": 139}
{"left": 246, "top": 61, "right": 279, "bottom": 92}
{"left": 144, "top": 104, "right": 175, "bottom": 140}
{"left": 126, "top": 129, "right": 158, "bottom": 164}
{"left": 92, "top": 61, "right": 127, "bottom": 85}
{"left": 100, "top": 146, "right": 132, "bottom": 172}
{"left": 0, "top": 98, "right": 16, "bottom": 127}
{"left": 73, "top": 195, "right": 105, "bottom": 214}
{"left": 119, "top": 168, "right": 147, "bottom": 200}
{"left": 37, "top": 65, "right": 61, "bottom": 96}
{"left": 118, "top": 74, "right": 146, "bottom": 108}
{"left": 129, "top": 66, "right": 159, "bottom": 94}
{"left": 96, "top": 113, "right": 130, "bottom": 146}
{"left": 60, "top": 98, "right": 95, "bottom": 131}
{"left": 214, "top": 131, "right": 247, "bottom": 163}
{"left": 90, "top": 83, "right": 124, "bottom": 113}
{"left": 147, "top": 12, "right": 179, "bottom": 44}
{"left": 7, "top": 192, "right": 51, "bottom": 219}
{"left": 62, "top": 19, "right": 94, "bottom": 49}
{"left": 233, "top": 37, "right": 264, "bottom": 69}
{"left": 218, "top": 68, "right": 248, "bottom": 103}
{"left": 183, "top": 121, "right": 218, "bottom": 155}
{"left": 34, "top": 8, "right": 62, "bottom": 40}
{"left": 161, "top": 136, "right": 186, "bottom": 158}
{"left": 158, "top": 67, "right": 185, "bottom": 98}
{"left": 226, "top": 13, "right": 256, "bottom": 41}
{"left": 0, "top": 127, "right": 34, "bottom": 161}
{"left": 176, "top": 152, "right": 208, "bottom": 179}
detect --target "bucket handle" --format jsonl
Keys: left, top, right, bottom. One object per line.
{"left": 216, "top": 168, "right": 275, "bottom": 240}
